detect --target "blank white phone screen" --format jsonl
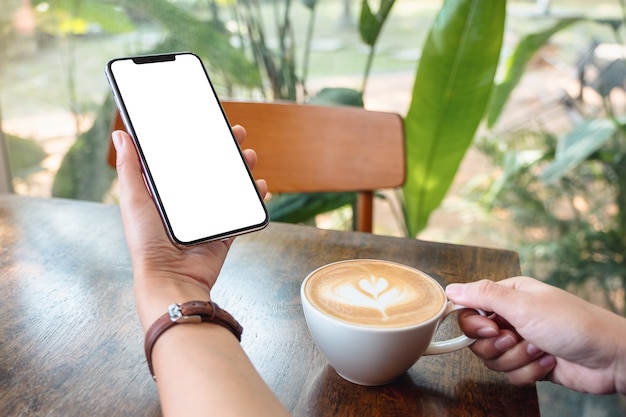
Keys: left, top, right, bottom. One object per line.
{"left": 108, "top": 53, "right": 267, "bottom": 244}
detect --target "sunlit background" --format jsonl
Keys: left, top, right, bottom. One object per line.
{"left": 2, "top": 1, "right": 626, "bottom": 414}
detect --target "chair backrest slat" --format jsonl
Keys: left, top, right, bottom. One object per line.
{"left": 221, "top": 101, "right": 405, "bottom": 194}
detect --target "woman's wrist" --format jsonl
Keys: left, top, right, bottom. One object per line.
{"left": 134, "top": 272, "right": 213, "bottom": 332}
{"left": 144, "top": 300, "right": 243, "bottom": 380}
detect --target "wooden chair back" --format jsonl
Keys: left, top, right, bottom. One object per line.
{"left": 107, "top": 100, "right": 405, "bottom": 232}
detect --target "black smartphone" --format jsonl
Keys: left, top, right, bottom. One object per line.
{"left": 105, "top": 52, "right": 268, "bottom": 245}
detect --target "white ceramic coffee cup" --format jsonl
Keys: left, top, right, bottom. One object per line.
{"left": 301, "top": 259, "right": 483, "bottom": 386}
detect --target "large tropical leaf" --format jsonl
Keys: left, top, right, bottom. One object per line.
{"left": 402, "top": 0, "right": 505, "bottom": 237}
{"left": 486, "top": 18, "right": 580, "bottom": 128}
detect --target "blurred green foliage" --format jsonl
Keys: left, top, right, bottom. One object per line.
{"left": 16, "top": 0, "right": 509, "bottom": 239}
{"left": 471, "top": 17, "right": 626, "bottom": 315}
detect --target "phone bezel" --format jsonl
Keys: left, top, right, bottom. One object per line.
{"left": 105, "top": 52, "right": 269, "bottom": 246}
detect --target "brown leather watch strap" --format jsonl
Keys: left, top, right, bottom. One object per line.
{"left": 144, "top": 301, "right": 243, "bottom": 381}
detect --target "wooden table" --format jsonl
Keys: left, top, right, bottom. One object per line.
{"left": 0, "top": 195, "right": 539, "bottom": 416}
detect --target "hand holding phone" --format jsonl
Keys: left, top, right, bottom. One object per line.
{"left": 105, "top": 52, "right": 268, "bottom": 245}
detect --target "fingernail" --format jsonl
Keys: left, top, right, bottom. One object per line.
{"left": 112, "top": 131, "right": 123, "bottom": 150}
{"left": 494, "top": 334, "right": 516, "bottom": 351}
{"left": 477, "top": 327, "right": 499, "bottom": 338}
{"left": 527, "top": 343, "right": 543, "bottom": 357}
{"left": 539, "top": 354, "right": 556, "bottom": 368}
{"left": 445, "top": 283, "right": 463, "bottom": 297}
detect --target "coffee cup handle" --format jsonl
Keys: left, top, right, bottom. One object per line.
{"left": 423, "top": 302, "right": 487, "bottom": 355}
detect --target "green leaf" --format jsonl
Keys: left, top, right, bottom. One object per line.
{"left": 52, "top": 95, "right": 118, "bottom": 201}
{"left": 402, "top": 0, "right": 505, "bottom": 237}
{"left": 307, "top": 87, "right": 364, "bottom": 107}
{"left": 358, "top": 0, "right": 395, "bottom": 47}
{"left": 5, "top": 134, "right": 47, "bottom": 177}
{"left": 484, "top": 149, "right": 543, "bottom": 205}
{"left": 300, "top": 0, "right": 318, "bottom": 10}
{"left": 487, "top": 18, "right": 580, "bottom": 128}
{"left": 540, "top": 119, "right": 618, "bottom": 184}
{"left": 267, "top": 192, "right": 356, "bottom": 224}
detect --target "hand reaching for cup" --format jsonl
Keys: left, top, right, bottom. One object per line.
{"left": 445, "top": 277, "right": 626, "bottom": 395}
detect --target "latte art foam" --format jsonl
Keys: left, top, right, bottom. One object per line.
{"left": 304, "top": 260, "right": 445, "bottom": 327}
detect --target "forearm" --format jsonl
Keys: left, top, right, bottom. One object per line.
{"left": 134, "top": 274, "right": 290, "bottom": 416}
{"left": 152, "top": 323, "right": 291, "bottom": 417}
{"left": 611, "top": 314, "right": 626, "bottom": 395}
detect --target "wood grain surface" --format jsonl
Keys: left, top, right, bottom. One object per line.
{"left": 0, "top": 195, "right": 538, "bottom": 416}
